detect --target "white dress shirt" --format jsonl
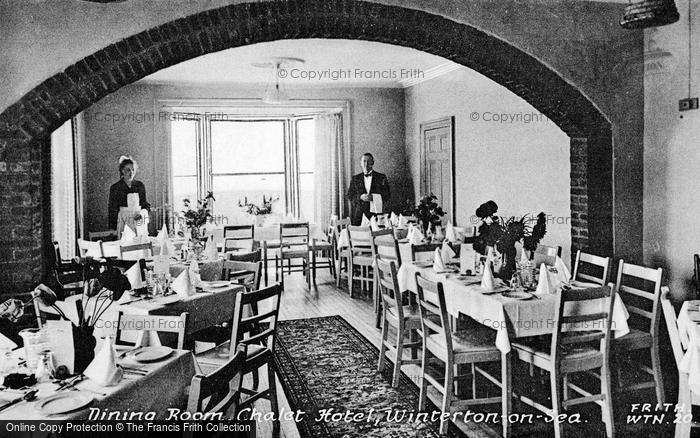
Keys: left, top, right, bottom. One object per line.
{"left": 363, "top": 172, "right": 373, "bottom": 194}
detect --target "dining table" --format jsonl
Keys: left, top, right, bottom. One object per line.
{"left": 0, "top": 348, "right": 198, "bottom": 421}
{"left": 396, "top": 261, "right": 630, "bottom": 437}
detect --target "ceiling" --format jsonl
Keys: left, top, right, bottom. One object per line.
{"left": 138, "top": 39, "right": 463, "bottom": 88}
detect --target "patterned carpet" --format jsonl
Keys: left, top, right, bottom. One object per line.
{"left": 273, "top": 315, "right": 470, "bottom": 438}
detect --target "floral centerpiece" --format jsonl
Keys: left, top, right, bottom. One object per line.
{"left": 238, "top": 195, "right": 279, "bottom": 216}
{"left": 239, "top": 195, "right": 279, "bottom": 225}
{"left": 179, "top": 192, "right": 215, "bottom": 251}
{"left": 472, "top": 200, "right": 547, "bottom": 279}
{"left": 411, "top": 194, "right": 446, "bottom": 234}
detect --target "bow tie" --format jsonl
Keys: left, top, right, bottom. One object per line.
{"left": 364, "top": 173, "right": 373, "bottom": 178}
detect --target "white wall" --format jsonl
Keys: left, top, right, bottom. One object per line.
{"left": 83, "top": 82, "right": 408, "bottom": 232}
{"left": 643, "top": 0, "right": 700, "bottom": 299}
{"left": 405, "top": 68, "right": 572, "bottom": 265}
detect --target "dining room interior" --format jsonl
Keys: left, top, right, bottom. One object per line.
{"left": 0, "top": 0, "right": 699, "bottom": 437}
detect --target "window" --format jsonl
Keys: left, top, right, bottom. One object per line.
{"left": 171, "top": 116, "right": 315, "bottom": 224}
{"left": 51, "top": 119, "right": 79, "bottom": 258}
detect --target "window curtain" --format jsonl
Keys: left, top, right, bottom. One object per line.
{"left": 50, "top": 119, "right": 78, "bottom": 259}
{"left": 314, "top": 112, "right": 345, "bottom": 231}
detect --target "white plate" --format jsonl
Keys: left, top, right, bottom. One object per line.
{"left": 413, "top": 261, "right": 432, "bottom": 268}
{"left": 36, "top": 392, "right": 93, "bottom": 415}
{"left": 502, "top": 291, "right": 532, "bottom": 300}
{"left": 128, "top": 346, "right": 173, "bottom": 362}
{"left": 203, "top": 281, "right": 230, "bottom": 288}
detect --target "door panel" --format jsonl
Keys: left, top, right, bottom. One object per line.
{"left": 420, "top": 117, "right": 454, "bottom": 223}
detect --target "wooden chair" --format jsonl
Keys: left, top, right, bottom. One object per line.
{"left": 347, "top": 226, "right": 374, "bottom": 298}
{"left": 309, "top": 220, "right": 336, "bottom": 284}
{"left": 660, "top": 287, "right": 700, "bottom": 438}
{"left": 77, "top": 239, "right": 104, "bottom": 258}
{"left": 275, "top": 222, "right": 310, "bottom": 288}
{"left": 511, "top": 284, "right": 616, "bottom": 438}
{"left": 410, "top": 243, "right": 441, "bottom": 262}
{"left": 114, "top": 311, "right": 190, "bottom": 350}
{"left": 50, "top": 241, "right": 84, "bottom": 298}
{"left": 533, "top": 244, "right": 562, "bottom": 267}
{"left": 222, "top": 260, "right": 262, "bottom": 292}
{"left": 88, "top": 230, "right": 118, "bottom": 242}
{"left": 227, "top": 249, "right": 261, "bottom": 263}
{"left": 187, "top": 344, "right": 246, "bottom": 421}
{"left": 415, "top": 273, "right": 501, "bottom": 434}
{"left": 376, "top": 258, "right": 422, "bottom": 387}
{"left": 613, "top": 259, "right": 664, "bottom": 404}
{"left": 196, "top": 284, "right": 283, "bottom": 437}
{"left": 571, "top": 250, "right": 611, "bottom": 286}
{"left": 371, "top": 229, "right": 402, "bottom": 328}
{"left": 334, "top": 218, "right": 351, "bottom": 288}
{"left": 223, "top": 225, "right": 255, "bottom": 252}
{"left": 120, "top": 242, "right": 153, "bottom": 261}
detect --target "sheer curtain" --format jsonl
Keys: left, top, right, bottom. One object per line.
{"left": 50, "top": 119, "right": 79, "bottom": 259}
{"left": 314, "top": 112, "right": 345, "bottom": 231}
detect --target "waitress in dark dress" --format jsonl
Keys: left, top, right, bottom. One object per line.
{"left": 108, "top": 156, "right": 151, "bottom": 230}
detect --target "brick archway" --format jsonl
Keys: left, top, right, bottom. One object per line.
{"left": 0, "top": 0, "right": 612, "bottom": 292}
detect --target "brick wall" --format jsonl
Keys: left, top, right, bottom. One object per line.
{"left": 0, "top": 0, "right": 613, "bottom": 294}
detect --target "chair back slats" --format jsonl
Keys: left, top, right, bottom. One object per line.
{"left": 375, "top": 258, "right": 402, "bottom": 318}
{"left": 415, "top": 273, "right": 452, "bottom": 354}
{"left": 371, "top": 229, "right": 401, "bottom": 265}
{"left": 551, "top": 284, "right": 615, "bottom": 361}
{"left": 120, "top": 242, "right": 153, "bottom": 260}
{"left": 615, "top": 260, "right": 663, "bottom": 334}
{"left": 222, "top": 260, "right": 261, "bottom": 291}
{"left": 227, "top": 249, "right": 261, "bottom": 262}
{"left": 572, "top": 250, "right": 611, "bottom": 285}
{"left": 223, "top": 225, "right": 255, "bottom": 251}
{"left": 411, "top": 243, "right": 440, "bottom": 262}
{"left": 187, "top": 345, "right": 246, "bottom": 415}
{"left": 660, "top": 287, "right": 685, "bottom": 367}
{"left": 347, "top": 226, "right": 372, "bottom": 250}
{"left": 88, "top": 230, "right": 118, "bottom": 242}
{"left": 280, "top": 222, "right": 309, "bottom": 246}
{"left": 78, "top": 239, "right": 104, "bottom": 258}
{"left": 230, "top": 283, "right": 282, "bottom": 355}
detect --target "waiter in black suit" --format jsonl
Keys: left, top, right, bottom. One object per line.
{"left": 346, "top": 153, "right": 391, "bottom": 225}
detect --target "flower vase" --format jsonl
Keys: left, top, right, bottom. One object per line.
{"left": 498, "top": 245, "right": 517, "bottom": 281}
{"left": 254, "top": 215, "right": 266, "bottom": 227}
{"left": 73, "top": 325, "right": 96, "bottom": 373}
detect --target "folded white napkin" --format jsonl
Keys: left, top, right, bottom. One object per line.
{"left": 370, "top": 194, "right": 383, "bottom": 214}
{"left": 361, "top": 215, "right": 371, "bottom": 227}
{"left": 390, "top": 212, "right": 399, "bottom": 227}
{"left": 441, "top": 241, "right": 456, "bottom": 264}
{"left": 84, "top": 338, "right": 122, "bottom": 386}
{"left": 481, "top": 261, "right": 495, "bottom": 291}
{"left": 460, "top": 244, "right": 477, "bottom": 274}
{"left": 536, "top": 263, "right": 554, "bottom": 295}
{"left": 398, "top": 214, "right": 408, "bottom": 228}
{"left": 433, "top": 248, "right": 447, "bottom": 272}
{"left": 336, "top": 229, "right": 350, "bottom": 250}
{"left": 136, "top": 209, "right": 149, "bottom": 236}
{"left": 369, "top": 216, "right": 380, "bottom": 231}
{"left": 409, "top": 226, "right": 424, "bottom": 245}
{"left": 156, "top": 224, "right": 167, "bottom": 241}
{"left": 486, "top": 246, "right": 496, "bottom": 264}
{"left": 135, "top": 330, "right": 162, "bottom": 348}
{"left": 203, "top": 236, "right": 218, "bottom": 261}
{"left": 171, "top": 269, "right": 195, "bottom": 298}
{"left": 0, "top": 332, "right": 17, "bottom": 350}
{"left": 121, "top": 225, "right": 137, "bottom": 243}
{"left": 520, "top": 246, "right": 529, "bottom": 264}
{"left": 445, "top": 222, "right": 457, "bottom": 243}
{"left": 554, "top": 256, "right": 571, "bottom": 285}
{"left": 125, "top": 262, "right": 145, "bottom": 290}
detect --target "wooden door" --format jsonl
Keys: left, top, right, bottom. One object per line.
{"left": 420, "top": 117, "right": 455, "bottom": 223}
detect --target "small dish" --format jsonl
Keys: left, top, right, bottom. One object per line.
{"left": 502, "top": 291, "right": 532, "bottom": 300}
{"left": 128, "top": 346, "right": 173, "bottom": 363}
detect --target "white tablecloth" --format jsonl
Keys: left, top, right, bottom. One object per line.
{"left": 677, "top": 301, "right": 700, "bottom": 394}
{"left": 396, "top": 263, "right": 630, "bottom": 353}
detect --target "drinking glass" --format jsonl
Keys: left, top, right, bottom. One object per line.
{"left": 19, "top": 328, "right": 48, "bottom": 370}
{"left": 35, "top": 350, "right": 55, "bottom": 383}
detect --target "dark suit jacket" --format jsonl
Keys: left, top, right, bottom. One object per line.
{"left": 346, "top": 171, "right": 391, "bottom": 225}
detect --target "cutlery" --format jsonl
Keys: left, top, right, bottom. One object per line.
{"left": 57, "top": 375, "right": 85, "bottom": 392}
{"left": 0, "top": 389, "right": 38, "bottom": 412}
{"left": 118, "top": 346, "right": 143, "bottom": 359}
{"left": 120, "top": 297, "right": 145, "bottom": 305}
{"left": 117, "top": 365, "right": 148, "bottom": 375}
